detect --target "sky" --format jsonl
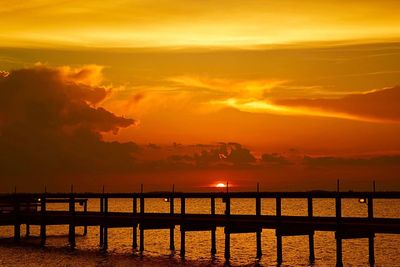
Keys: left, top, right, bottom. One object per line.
{"left": 1, "top": 0, "right": 400, "bottom": 192}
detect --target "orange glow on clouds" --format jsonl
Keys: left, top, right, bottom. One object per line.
{"left": 212, "top": 98, "right": 389, "bottom": 123}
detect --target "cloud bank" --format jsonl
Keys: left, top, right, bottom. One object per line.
{"left": 0, "top": 65, "right": 137, "bottom": 187}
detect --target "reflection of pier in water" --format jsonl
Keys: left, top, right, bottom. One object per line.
{"left": 1, "top": 191, "right": 400, "bottom": 266}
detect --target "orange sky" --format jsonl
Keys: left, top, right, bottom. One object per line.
{"left": 1, "top": 1, "right": 400, "bottom": 191}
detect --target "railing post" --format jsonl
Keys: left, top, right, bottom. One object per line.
{"left": 308, "top": 196, "right": 315, "bottom": 262}
{"left": 132, "top": 197, "right": 137, "bottom": 249}
{"left": 40, "top": 195, "right": 46, "bottom": 246}
{"left": 211, "top": 197, "right": 216, "bottom": 255}
{"left": 69, "top": 194, "right": 76, "bottom": 249}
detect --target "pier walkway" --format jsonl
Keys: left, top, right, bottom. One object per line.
{"left": 1, "top": 191, "right": 400, "bottom": 266}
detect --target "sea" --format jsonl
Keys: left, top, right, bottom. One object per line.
{"left": 0, "top": 198, "right": 399, "bottom": 266}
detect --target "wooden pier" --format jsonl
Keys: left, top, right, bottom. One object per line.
{"left": 1, "top": 191, "right": 400, "bottom": 266}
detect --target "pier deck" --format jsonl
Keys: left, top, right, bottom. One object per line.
{"left": 1, "top": 191, "right": 399, "bottom": 266}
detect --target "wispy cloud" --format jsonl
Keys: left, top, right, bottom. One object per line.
{"left": 168, "top": 75, "right": 287, "bottom": 99}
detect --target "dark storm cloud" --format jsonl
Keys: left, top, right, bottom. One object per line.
{"left": 154, "top": 142, "right": 257, "bottom": 170}
{"left": 261, "top": 153, "right": 291, "bottom": 165}
{"left": 0, "top": 65, "right": 138, "bottom": 186}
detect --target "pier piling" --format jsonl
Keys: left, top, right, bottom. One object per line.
{"left": 132, "top": 197, "right": 137, "bottom": 249}
{"left": 139, "top": 226, "right": 144, "bottom": 253}
{"left": 336, "top": 234, "right": 343, "bottom": 267}
{"left": 40, "top": 196, "right": 46, "bottom": 246}
{"left": 99, "top": 197, "right": 104, "bottom": 247}
{"left": 224, "top": 228, "right": 230, "bottom": 261}
{"left": 14, "top": 197, "right": 20, "bottom": 242}
{"left": 169, "top": 195, "right": 175, "bottom": 250}
{"left": 139, "top": 195, "right": 145, "bottom": 253}
{"left": 277, "top": 234, "right": 282, "bottom": 265}
{"left": 369, "top": 235, "right": 375, "bottom": 265}
{"left": 256, "top": 195, "right": 262, "bottom": 258}
{"left": 308, "top": 197, "right": 315, "bottom": 262}
{"left": 256, "top": 231, "right": 262, "bottom": 259}
{"left": 68, "top": 195, "right": 76, "bottom": 249}
{"left": 180, "top": 227, "right": 186, "bottom": 257}
{"left": 211, "top": 197, "right": 216, "bottom": 255}
{"left": 26, "top": 224, "right": 30, "bottom": 237}
{"left": 83, "top": 201, "right": 88, "bottom": 236}
{"left": 180, "top": 197, "right": 186, "bottom": 257}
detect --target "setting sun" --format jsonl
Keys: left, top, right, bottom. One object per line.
{"left": 216, "top": 183, "right": 226, "bottom": 188}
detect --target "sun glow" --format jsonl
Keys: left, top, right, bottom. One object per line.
{"left": 216, "top": 183, "right": 226, "bottom": 188}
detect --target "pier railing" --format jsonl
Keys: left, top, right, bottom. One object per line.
{"left": 1, "top": 191, "right": 400, "bottom": 266}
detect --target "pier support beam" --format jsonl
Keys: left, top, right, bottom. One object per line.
{"left": 139, "top": 227, "right": 144, "bottom": 253}
{"left": 99, "top": 226, "right": 104, "bottom": 247}
{"left": 256, "top": 195, "right": 262, "bottom": 259}
{"left": 224, "top": 196, "right": 231, "bottom": 261}
{"left": 180, "top": 197, "right": 186, "bottom": 257}
{"left": 224, "top": 228, "right": 230, "bottom": 261}
{"left": 307, "top": 197, "right": 315, "bottom": 262}
{"left": 40, "top": 223, "right": 46, "bottom": 247}
{"left": 14, "top": 223, "right": 20, "bottom": 242}
{"left": 169, "top": 196, "right": 175, "bottom": 250}
{"left": 139, "top": 195, "right": 145, "bottom": 253}
{"left": 180, "top": 228, "right": 185, "bottom": 257}
{"left": 68, "top": 223, "right": 76, "bottom": 248}
{"left": 68, "top": 224, "right": 76, "bottom": 248}
{"left": 170, "top": 227, "right": 175, "bottom": 251}
{"left": 336, "top": 235, "right": 343, "bottom": 267}
{"left": 102, "top": 197, "right": 109, "bottom": 251}
{"left": 211, "top": 229, "right": 217, "bottom": 255}
{"left": 40, "top": 196, "right": 46, "bottom": 246}
{"left": 99, "top": 197, "right": 104, "bottom": 248}
{"left": 14, "top": 199, "right": 20, "bottom": 242}
{"left": 25, "top": 224, "right": 30, "bottom": 237}
{"left": 83, "top": 201, "right": 88, "bottom": 236}
{"left": 256, "top": 230, "right": 262, "bottom": 259}
{"left": 103, "top": 226, "right": 108, "bottom": 251}
{"left": 132, "top": 197, "right": 137, "bottom": 249}
{"left": 309, "top": 233, "right": 315, "bottom": 263}
{"left": 276, "top": 196, "right": 282, "bottom": 265}
{"left": 276, "top": 234, "right": 282, "bottom": 265}
{"left": 132, "top": 225, "right": 137, "bottom": 249}
{"left": 68, "top": 194, "right": 76, "bottom": 249}
{"left": 369, "top": 236, "right": 375, "bottom": 265}
{"left": 210, "top": 197, "right": 216, "bottom": 255}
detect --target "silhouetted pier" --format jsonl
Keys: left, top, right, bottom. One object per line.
{"left": 1, "top": 191, "right": 400, "bottom": 266}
